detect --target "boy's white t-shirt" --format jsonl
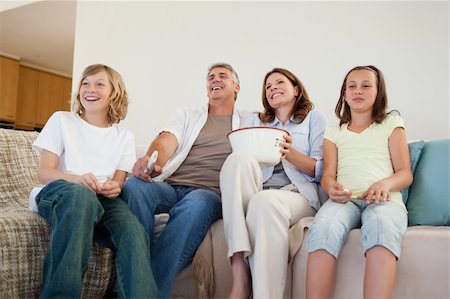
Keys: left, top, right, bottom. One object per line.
{"left": 29, "top": 111, "right": 136, "bottom": 212}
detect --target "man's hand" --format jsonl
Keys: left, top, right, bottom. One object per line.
{"left": 132, "top": 155, "right": 162, "bottom": 182}
{"left": 132, "top": 156, "right": 152, "bottom": 182}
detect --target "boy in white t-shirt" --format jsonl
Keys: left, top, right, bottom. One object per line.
{"left": 30, "top": 64, "right": 158, "bottom": 298}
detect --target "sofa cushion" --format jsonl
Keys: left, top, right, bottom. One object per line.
{"left": 293, "top": 222, "right": 450, "bottom": 299}
{"left": 406, "top": 139, "right": 450, "bottom": 226}
{"left": 401, "top": 140, "right": 425, "bottom": 203}
{"left": 0, "top": 128, "right": 40, "bottom": 209}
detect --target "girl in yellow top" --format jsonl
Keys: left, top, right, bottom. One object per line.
{"left": 306, "top": 65, "right": 413, "bottom": 299}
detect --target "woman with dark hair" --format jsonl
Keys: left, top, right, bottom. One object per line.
{"left": 220, "top": 68, "right": 327, "bottom": 299}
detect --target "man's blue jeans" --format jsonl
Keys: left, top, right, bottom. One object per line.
{"left": 36, "top": 179, "right": 159, "bottom": 298}
{"left": 122, "top": 177, "right": 222, "bottom": 298}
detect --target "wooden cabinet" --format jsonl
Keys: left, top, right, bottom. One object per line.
{"left": 0, "top": 57, "right": 72, "bottom": 130}
{"left": 0, "top": 56, "right": 20, "bottom": 122}
{"left": 15, "top": 67, "right": 39, "bottom": 129}
{"left": 35, "top": 72, "right": 64, "bottom": 127}
{"left": 15, "top": 66, "right": 72, "bottom": 129}
{"left": 62, "top": 78, "right": 72, "bottom": 111}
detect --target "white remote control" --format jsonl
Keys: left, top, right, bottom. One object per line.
{"left": 147, "top": 151, "right": 158, "bottom": 173}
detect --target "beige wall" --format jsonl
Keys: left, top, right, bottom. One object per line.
{"left": 73, "top": 1, "right": 449, "bottom": 146}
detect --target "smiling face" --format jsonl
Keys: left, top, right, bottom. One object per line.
{"left": 344, "top": 69, "right": 378, "bottom": 113}
{"left": 79, "top": 70, "right": 112, "bottom": 115}
{"left": 264, "top": 72, "right": 298, "bottom": 111}
{"left": 206, "top": 67, "right": 240, "bottom": 102}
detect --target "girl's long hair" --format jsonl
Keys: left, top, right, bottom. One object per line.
{"left": 335, "top": 65, "right": 388, "bottom": 126}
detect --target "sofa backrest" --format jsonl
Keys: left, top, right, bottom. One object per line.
{"left": 0, "top": 128, "right": 40, "bottom": 210}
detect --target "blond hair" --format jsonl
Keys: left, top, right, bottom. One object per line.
{"left": 72, "top": 64, "right": 128, "bottom": 124}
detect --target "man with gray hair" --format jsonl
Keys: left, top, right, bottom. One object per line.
{"left": 122, "top": 63, "right": 248, "bottom": 298}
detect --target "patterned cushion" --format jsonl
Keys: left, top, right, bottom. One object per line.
{"left": 0, "top": 129, "right": 40, "bottom": 209}
{"left": 0, "top": 128, "right": 115, "bottom": 297}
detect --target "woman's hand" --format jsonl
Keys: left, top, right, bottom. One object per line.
{"left": 97, "top": 180, "right": 122, "bottom": 199}
{"left": 279, "top": 134, "right": 293, "bottom": 159}
{"left": 357, "top": 179, "right": 391, "bottom": 204}
{"left": 280, "top": 133, "right": 317, "bottom": 177}
{"left": 328, "top": 182, "right": 352, "bottom": 203}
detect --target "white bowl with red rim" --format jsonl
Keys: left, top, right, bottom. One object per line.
{"left": 227, "top": 126, "right": 289, "bottom": 167}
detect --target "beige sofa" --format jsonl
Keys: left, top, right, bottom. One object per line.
{"left": 181, "top": 139, "right": 450, "bottom": 298}
{"left": 188, "top": 216, "right": 450, "bottom": 298}
{"left": 1, "top": 128, "right": 449, "bottom": 299}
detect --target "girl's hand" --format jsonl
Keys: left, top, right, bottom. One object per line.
{"left": 76, "top": 172, "right": 102, "bottom": 193}
{"left": 357, "top": 179, "right": 391, "bottom": 204}
{"left": 279, "top": 134, "right": 293, "bottom": 159}
{"left": 97, "top": 180, "right": 121, "bottom": 199}
{"left": 328, "top": 183, "right": 352, "bottom": 203}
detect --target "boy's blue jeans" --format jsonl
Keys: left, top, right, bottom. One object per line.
{"left": 122, "top": 177, "right": 222, "bottom": 298}
{"left": 36, "top": 179, "right": 159, "bottom": 298}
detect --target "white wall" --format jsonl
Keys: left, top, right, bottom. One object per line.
{"left": 73, "top": 1, "right": 449, "bottom": 147}
{"left": 0, "top": 0, "right": 41, "bottom": 13}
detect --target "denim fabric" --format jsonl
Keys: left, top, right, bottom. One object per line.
{"left": 122, "top": 177, "right": 222, "bottom": 298}
{"left": 36, "top": 179, "right": 159, "bottom": 298}
{"left": 307, "top": 199, "right": 407, "bottom": 259}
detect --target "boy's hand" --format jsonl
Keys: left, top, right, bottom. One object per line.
{"left": 97, "top": 180, "right": 121, "bottom": 199}
{"left": 77, "top": 172, "right": 102, "bottom": 193}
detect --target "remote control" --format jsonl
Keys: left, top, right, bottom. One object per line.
{"left": 147, "top": 151, "right": 158, "bottom": 173}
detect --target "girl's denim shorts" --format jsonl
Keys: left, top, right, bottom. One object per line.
{"left": 307, "top": 199, "right": 407, "bottom": 259}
